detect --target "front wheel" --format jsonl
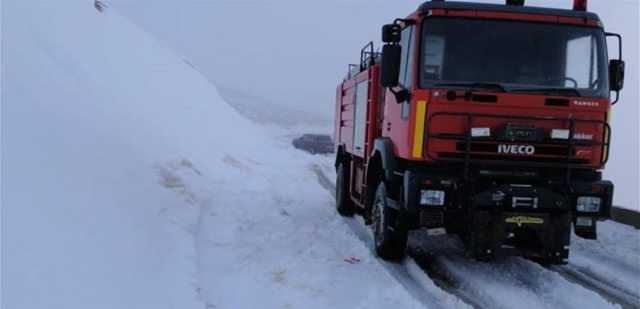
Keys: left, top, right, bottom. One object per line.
{"left": 532, "top": 256, "right": 568, "bottom": 266}
{"left": 372, "top": 183, "right": 407, "bottom": 260}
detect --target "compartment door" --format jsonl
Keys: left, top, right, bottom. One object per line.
{"left": 353, "top": 80, "right": 369, "bottom": 157}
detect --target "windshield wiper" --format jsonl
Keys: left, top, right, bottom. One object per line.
{"left": 434, "top": 82, "right": 508, "bottom": 93}
{"left": 510, "top": 88, "right": 582, "bottom": 97}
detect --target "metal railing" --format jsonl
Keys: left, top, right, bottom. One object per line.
{"left": 360, "top": 41, "right": 380, "bottom": 71}
{"left": 424, "top": 112, "right": 611, "bottom": 181}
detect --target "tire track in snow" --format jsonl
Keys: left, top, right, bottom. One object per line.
{"left": 568, "top": 222, "right": 640, "bottom": 301}
{"left": 313, "top": 165, "right": 473, "bottom": 309}
{"left": 432, "top": 254, "right": 621, "bottom": 309}
{"left": 549, "top": 265, "right": 640, "bottom": 309}
{"left": 154, "top": 159, "right": 213, "bottom": 308}
{"left": 312, "top": 164, "right": 633, "bottom": 309}
{"left": 408, "top": 250, "right": 492, "bottom": 309}
{"left": 409, "top": 217, "right": 631, "bottom": 309}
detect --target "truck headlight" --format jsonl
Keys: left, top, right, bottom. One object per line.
{"left": 576, "top": 196, "right": 601, "bottom": 212}
{"left": 551, "top": 129, "right": 570, "bottom": 140}
{"left": 420, "top": 190, "right": 445, "bottom": 206}
{"left": 471, "top": 127, "right": 491, "bottom": 138}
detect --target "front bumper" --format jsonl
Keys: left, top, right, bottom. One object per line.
{"left": 400, "top": 170, "right": 614, "bottom": 246}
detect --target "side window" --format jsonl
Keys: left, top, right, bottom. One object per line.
{"left": 423, "top": 36, "right": 446, "bottom": 81}
{"left": 399, "top": 25, "right": 415, "bottom": 119}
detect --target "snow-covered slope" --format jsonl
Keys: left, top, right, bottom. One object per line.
{"left": 2, "top": 2, "right": 430, "bottom": 308}
{"left": 2, "top": 1, "right": 237, "bottom": 307}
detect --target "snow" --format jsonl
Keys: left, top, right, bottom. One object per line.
{"left": 570, "top": 221, "right": 640, "bottom": 298}
{"left": 191, "top": 153, "right": 425, "bottom": 309}
{"left": 408, "top": 230, "right": 635, "bottom": 309}
{"left": 438, "top": 256, "right": 620, "bottom": 309}
{"left": 2, "top": 1, "right": 218, "bottom": 307}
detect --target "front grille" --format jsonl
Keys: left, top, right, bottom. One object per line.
{"left": 419, "top": 211, "right": 444, "bottom": 228}
{"left": 438, "top": 152, "right": 590, "bottom": 165}
{"left": 425, "top": 112, "right": 611, "bottom": 169}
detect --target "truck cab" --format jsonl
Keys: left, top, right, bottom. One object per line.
{"left": 334, "top": 0, "right": 626, "bottom": 264}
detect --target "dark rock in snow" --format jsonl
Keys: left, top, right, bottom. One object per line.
{"left": 292, "top": 134, "right": 334, "bottom": 155}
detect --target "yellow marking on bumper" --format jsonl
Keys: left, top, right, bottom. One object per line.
{"left": 412, "top": 100, "right": 427, "bottom": 158}
{"left": 505, "top": 216, "right": 545, "bottom": 227}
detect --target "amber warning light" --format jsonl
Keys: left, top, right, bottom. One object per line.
{"left": 574, "top": 0, "right": 588, "bottom": 11}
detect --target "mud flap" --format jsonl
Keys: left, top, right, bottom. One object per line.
{"left": 574, "top": 217, "right": 597, "bottom": 239}
{"left": 468, "top": 211, "right": 498, "bottom": 260}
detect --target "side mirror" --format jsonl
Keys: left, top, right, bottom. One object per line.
{"left": 381, "top": 44, "right": 401, "bottom": 88}
{"left": 391, "top": 88, "right": 410, "bottom": 103}
{"left": 609, "top": 59, "right": 625, "bottom": 92}
{"left": 382, "top": 24, "right": 401, "bottom": 43}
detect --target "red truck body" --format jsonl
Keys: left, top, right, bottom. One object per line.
{"left": 333, "top": 0, "right": 625, "bottom": 263}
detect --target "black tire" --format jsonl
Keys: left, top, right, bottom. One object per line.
{"left": 533, "top": 256, "right": 568, "bottom": 266}
{"left": 336, "top": 163, "right": 355, "bottom": 216}
{"left": 372, "top": 182, "right": 407, "bottom": 260}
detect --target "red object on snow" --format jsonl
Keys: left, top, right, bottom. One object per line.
{"left": 344, "top": 256, "right": 362, "bottom": 264}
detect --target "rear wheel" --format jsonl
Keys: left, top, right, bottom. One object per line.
{"left": 336, "top": 163, "right": 355, "bottom": 216}
{"left": 372, "top": 183, "right": 407, "bottom": 260}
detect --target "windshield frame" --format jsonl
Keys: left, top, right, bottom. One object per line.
{"left": 417, "top": 17, "right": 610, "bottom": 99}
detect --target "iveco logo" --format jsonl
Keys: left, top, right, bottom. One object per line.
{"left": 498, "top": 144, "right": 536, "bottom": 155}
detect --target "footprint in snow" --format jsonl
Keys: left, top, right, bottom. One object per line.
{"left": 154, "top": 159, "right": 202, "bottom": 205}
{"left": 272, "top": 269, "right": 287, "bottom": 285}
{"left": 222, "top": 155, "right": 251, "bottom": 172}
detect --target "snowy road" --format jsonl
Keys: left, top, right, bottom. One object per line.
{"left": 550, "top": 265, "right": 639, "bottom": 309}
{"left": 313, "top": 164, "right": 640, "bottom": 309}
{"left": 312, "top": 165, "right": 467, "bottom": 309}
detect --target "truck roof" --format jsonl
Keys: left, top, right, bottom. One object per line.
{"left": 418, "top": 1, "right": 600, "bottom": 22}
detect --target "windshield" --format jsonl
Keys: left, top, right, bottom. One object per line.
{"left": 420, "top": 18, "right": 609, "bottom": 98}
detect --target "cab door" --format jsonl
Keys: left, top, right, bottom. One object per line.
{"left": 382, "top": 24, "right": 415, "bottom": 158}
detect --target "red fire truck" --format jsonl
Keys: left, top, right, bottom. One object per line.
{"left": 334, "top": 0, "right": 626, "bottom": 264}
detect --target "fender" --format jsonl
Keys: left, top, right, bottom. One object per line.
{"left": 370, "top": 138, "right": 399, "bottom": 185}
{"left": 334, "top": 144, "right": 348, "bottom": 168}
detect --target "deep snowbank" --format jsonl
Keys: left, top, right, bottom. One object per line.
{"left": 1, "top": 1, "right": 260, "bottom": 308}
